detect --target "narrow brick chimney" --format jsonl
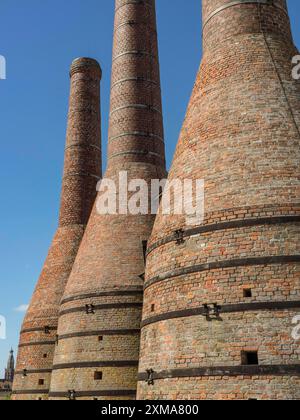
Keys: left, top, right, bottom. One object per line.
{"left": 138, "top": 0, "right": 300, "bottom": 400}
{"left": 12, "top": 58, "right": 102, "bottom": 400}
{"left": 49, "top": 0, "right": 166, "bottom": 400}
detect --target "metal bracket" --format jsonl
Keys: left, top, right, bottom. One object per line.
{"left": 203, "top": 303, "right": 222, "bottom": 320}
{"left": 175, "top": 229, "right": 185, "bottom": 245}
{"left": 146, "top": 368, "right": 155, "bottom": 386}
{"left": 68, "top": 390, "right": 76, "bottom": 401}
{"left": 85, "top": 304, "right": 95, "bottom": 315}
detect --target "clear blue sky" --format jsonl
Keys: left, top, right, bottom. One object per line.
{"left": 0, "top": 0, "right": 299, "bottom": 373}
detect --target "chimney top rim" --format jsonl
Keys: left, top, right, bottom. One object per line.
{"left": 70, "top": 57, "right": 102, "bottom": 79}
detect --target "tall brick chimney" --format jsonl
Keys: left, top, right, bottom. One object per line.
{"left": 49, "top": 0, "right": 166, "bottom": 400}
{"left": 138, "top": 0, "right": 300, "bottom": 400}
{"left": 12, "top": 58, "right": 102, "bottom": 400}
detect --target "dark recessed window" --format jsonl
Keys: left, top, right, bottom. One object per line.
{"left": 151, "top": 304, "right": 155, "bottom": 312}
{"left": 243, "top": 289, "right": 252, "bottom": 298}
{"left": 43, "top": 354, "right": 47, "bottom": 358}
{"left": 241, "top": 351, "right": 259, "bottom": 366}
{"left": 98, "top": 336, "right": 103, "bottom": 342}
{"left": 94, "top": 371, "right": 103, "bottom": 381}
{"left": 142, "top": 241, "right": 148, "bottom": 264}
{"left": 38, "top": 379, "right": 45, "bottom": 386}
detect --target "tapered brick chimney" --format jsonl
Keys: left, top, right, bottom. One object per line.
{"left": 12, "top": 58, "right": 102, "bottom": 400}
{"left": 49, "top": 0, "right": 166, "bottom": 400}
{"left": 138, "top": 0, "right": 300, "bottom": 400}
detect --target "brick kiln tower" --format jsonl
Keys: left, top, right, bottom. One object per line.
{"left": 49, "top": 0, "right": 166, "bottom": 400}
{"left": 138, "top": 0, "right": 300, "bottom": 400}
{"left": 12, "top": 58, "right": 102, "bottom": 400}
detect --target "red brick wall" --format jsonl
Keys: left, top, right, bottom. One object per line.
{"left": 49, "top": 0, "right": 166, "bottom": 400}
{"left": 138, "top": 0, "right": 300, "bottom": 400}
{"left": 12, "top": 58, "right": 102, "bottom": 400}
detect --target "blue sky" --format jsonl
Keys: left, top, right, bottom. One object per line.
{"left": 0, "top": 0, "right": 299, "bottom": 373}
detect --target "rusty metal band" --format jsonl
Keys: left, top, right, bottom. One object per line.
{"left": 141, "top": 300, "right": 300, "bottom": 328}
{"left": 59, "top": 302, "right": 143, "bottom": 317}
{"left": 113, "top": 51, "right": 155, "bottom": 62}
{"left": 12, "top": 390, "right": 49, "bottom": 395}
{"left": 111, "top": 77, "right": 160, "bottom": 89}
{"left": 61, "top": 289, "right": 143, "bottom": 305}
{"left": 18, "top": 341, "right": 56, "bottom": 348}
{"left": 144, "top": 255, "right": 300, "bottom": 290}
{"left": 58, "top": 329, "right": 140, "bottom": 341}
{"left": 108, "top": 150, "right": 164, "bottom": 161}
{"left": 15, "top": 369, "right": 52, "bottom": 375}
{"left": 146, "top": 215, "right": 300, "bottom": 257}
{"left": 115, "top": 0, "right": 152, "bottom": 13}
{"left": 48, "top": 390, "right": 136, "bottom": 398}
{"left": 203, "top": 0, "right": 288, "bottom": 31}
{"left": 20, "top": 326, "right": 57, "bottom": 334}
{"left": 52, "top": 361, "right": 139, "bottom": 370}
{"left": 138, "top": 364, "right": 300, "bottom": 381}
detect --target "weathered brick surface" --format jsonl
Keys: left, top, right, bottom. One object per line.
{"left": 138, "top": 0, "right": 300, "bottom": 400}
{"left": 12, "top": 58, "right": 102, "bottom": 400}
{"left": 49, "top": 0, "right": 166, "bottom": 400}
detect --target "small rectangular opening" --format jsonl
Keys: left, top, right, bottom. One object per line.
{"left": 98, "top": 336, "right": 103, "bottom": 342}
{"left": 43, "top": 353, "right": 48, "bottom": 358}
{"left": 242, "top": 351, "right": 259, "bottom": 366}
{"left": 94, "top": 371, "right": 103, "bottom": 381}
{"left": 151, "top": 304, "right": 155, "bottom": 313}
{"left": 243, "top": 289, "right": 252, "bottom": 298}
{"left": 142, "top": 241, "right": 148, "bottom": 264}
{"left": 38, "top": 379, "right": 45, "bottom": 386}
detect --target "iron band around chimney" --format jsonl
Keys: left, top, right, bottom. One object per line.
{"left": 15, "top": 369, "right": 52, "bottom": 375}
{"left": 110, "top": 104, "right": 162, "bottom": 117}
{"left": 115, "top": 0, "right": 152, "bottom": 14}
{"left": 113, "top": 51, "right": 155, "bottom": 62}
{"left": 138, "top": 364, "right": 300, "bottom": 382}
{"left": 12, "top": 390, "right": 50, "bottom": 395}
{"left": 48, "top": 390, "right": 137, "bottom": 398}
{"left": 21, "top": 326, "right": 57, "bottom": 334}
{"left": 146, "top": 215, "right": 300, "bottom": 257}
{"left": 141, "top": 300, "right": 300, "bottom": 329}
{"left": 58, "top": 329, "right": 140, "bottom": 341}
{"left": 52, "top": 361, "right": 139, "bottom": 371}
{"left": 18, "top": 341, "right": 56, "bottom": 348}
{"left": 144, "top": 255, "right": 300, "bottom": 290}
{"left": 61, "top": 288, "right": 143, "bottom": 305}
{"left": 108, "top": 150, "right": 165, "bottom": 161}
{"left": 59, "top": 302, "right": 143, "bottom": 317}
{"left": 203, "top": 0, "right": 288, "bottom": 30}
{"left": 111, "top": 77, "right": 160, "bottom": 89}
{"left": 109, "top": 131, "right": 164, "bottom": 143}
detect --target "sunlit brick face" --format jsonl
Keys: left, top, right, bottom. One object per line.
{"left": 49, "top": 0, "right": 166, "bottom": 400}
{"left": 137, "top": 0, "right": 300, "bottom": 400}
{"left": 12, "top": 58, "right": 102, "bottom": 400}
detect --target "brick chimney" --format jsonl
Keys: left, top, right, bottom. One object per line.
{"left": 49, "top": 0, "right": 166, "bottom": 400}
{"left": 12, "top": 58, "right": 102, "bottom": 400}
{"left": 138, "top": 0, "right": 300, "bottom": 400}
